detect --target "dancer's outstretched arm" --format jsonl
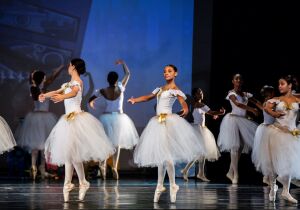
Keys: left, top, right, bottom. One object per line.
{"left": 116, "top": 59, "right": 130, "bottom": 87}
{"left": 128, "top": 93, "right": 156, "bottom": 104}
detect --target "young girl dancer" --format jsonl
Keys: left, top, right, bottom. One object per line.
{"left": 16, "top": 66, "right": 63, "bottom": 180}
{"left": 0, "top": 116, "right": 16, "bottom": 154}
{"left": 181, "top": 88, "right": 225, "bottom": 182}
{"left": 251, "top": 85, "right": 275, "bottom": 186}
{"left": 89, "top": 59, "right": 139, "bottom": 180}
{"left": 256, "top": 75, "right": 300, "bottom": 203}
{"left": 128, "top": 64, "right": 205, "bottom": 203}
{"left": 218, "top": 74, "right": 259, "bottom": 184}
{"left": 39, "top": 58, "right": 115, "bottom": 202}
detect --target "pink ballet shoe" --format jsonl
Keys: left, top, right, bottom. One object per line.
{"left": 99, "top": 164, "right": 106, "bottom": 180}
{"left": 170, "top": 184, "right": 179, "bottom": 203}
{"left": 282, "top": 191, "right": 298, "bottom": 204}
{"left": 153, "top": 185, "right": 166, "bottom": 203}
{"left": 263, "top": 176, "right": 270, "bottom": 185}
{"left": 197, "top": 174, "right": 210, "bottom": 182}
{"left": 232, "top": 176, "right": 238, "bottom": 184}
{"left": 180, "top": 169, "right": 188, "bottom": 181}
{"left": 63, "top": 182, "right": 75, "bottom": 202}
{"left": 79, "top": 181, "right": 90, "bottom": 201}
{"left": 269, "top": 184, "right": 278, "bottom": 202}
{"left": 112, "top": 168, "right": 119, "bottom": 180}
{"left": 226, "top": 171, "right": 234, "bottom": 184}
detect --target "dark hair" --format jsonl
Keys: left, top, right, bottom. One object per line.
{"left": 192, "top": 87, "right": 203, "bottom": 97}
{"left": 280, "top": 75, "right": 298, "bottom": 91}
{"left": 260, "top": 85, "right": 274, "bottom": 99}
{"left": 165, "top": 64, "right": 178, "bottom": 72}
{"left": 232, "top": 73, "right": 243, "bottom": 80}
{"left": 30, "top": 71, "right": 45, "bottom": 86}
{"left": 107, "top": 71, "right": 119, "bottom": 85}
{"left": 71, "top": 58, "right": 86, "bottom": 75}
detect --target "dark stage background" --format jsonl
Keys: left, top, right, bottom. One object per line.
{"left": 0, "top": 0, "right": 300, "bottom": 184}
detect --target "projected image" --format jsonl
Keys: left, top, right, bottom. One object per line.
{"left": 0, "top": 0, "right": 92, "bottom": 127}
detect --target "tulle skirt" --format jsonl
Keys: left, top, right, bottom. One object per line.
{"left": 134, "top": 114, "right": 206, "bottom": 167}
{"left": 251, "top": 123, "right": 270, "bottom": 170}
{"left": 45, "top": 111, "right": 115, "bottom": 166}
{"left": 193, "top": 124, "right": 220, "bottom": 161}
{"left": 0, "top": 116, "right": 16, "bottom": 154}
{"left": 16, "top": 111, "right": 57, "bottom": 152}
{"left": 252, "top": 124, "right": 300, "bottom": 179}
{"left": 217, "top": 114, "right": 258, "bottom": 153}
{"left": 99, "top": 113, "right": 139, "bottom": 149}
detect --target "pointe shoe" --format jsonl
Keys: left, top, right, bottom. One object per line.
{"left": 180, "top": 169, "right": 188, "bottom": 181}
{"left": 232, "top": 176, "right": 238, "bottom": 184}
{"left": 282, "top": 191, "right": 298, "bottom": 204}
{"left": 31, "top": 166, "right": 38, "bottom": 180}
{"left": 99, "top": 164, "right": 106, "bottom": 180}
{"left": 197, "top": 174, "right": 210, "bottom": 182}
{"left": 226, "top": 171, "right": 238, "bottom": 184}
{"left": 170, "top": 184, "right": 179, "bottom": 203}
{"left": 63, "top": 182, "right": 75, "bottom": 202}
{"left": 153, "top": 185, "right": 166, "bottom": 203}
{"left": 112, "top": 168, "right": 119, "bottom": 180}
{"left": 263, "top": 176, "right": 270, "bottom": 185}
{"left": 226, "top": 170, "right": 233, "bottom": 182}
{"left": 269, "top": 184, "right": 278, "bottom": 202}
{"left": 79, "top": 181, "right": 90, "bottom": 201}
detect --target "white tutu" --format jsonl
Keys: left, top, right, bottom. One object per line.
{"left": 134, "top": 114, "right": 206, "bottom": 167}
{"left": 251, "top": 123, "right": 270, "bottom": 170}
{"left": 15, "top": 111, "right": 57, "bottom": 152}
{"left": 253, "top": 124, "right": 300, "bottom": 178}
{"left": 218, "top": 114, "right": 258, "bottom": 153}
{"left": 193, "top": 124, "right": 220, "bottom": 161}
{"left": 0, "top": 116, "right": 16, "bottom": 154}
{"left": 99, "top": 113, "right": 139, "bottom": 149}
{"left": 45, "top": 111, "right": 115, "bottom": 166}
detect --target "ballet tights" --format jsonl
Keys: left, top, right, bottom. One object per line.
{"left": 157, "top": 161, "right": 176, "bottom": 187}
{"left": 64, "top": 162, "right": 87, "bottom": 185}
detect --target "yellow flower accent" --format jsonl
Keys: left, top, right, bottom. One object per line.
{"left": 65, "top": 112, "right": 76, "bottom": 121}
{"left": 283, "top": 102, "right": 294, "bottom": 111}
{"left": 157, "top": 113, "right": 168, "bottom": 123}
{"left": 291, "top": 129, "right": 300, "bottom": 136}
{"left": 63, "top": 83, "right": 71, "bottom": 93}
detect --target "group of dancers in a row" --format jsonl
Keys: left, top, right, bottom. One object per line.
{"left": 0, "top": 58, "right": 300, "bottom": 204}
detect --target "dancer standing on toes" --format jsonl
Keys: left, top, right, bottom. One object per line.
{"left": 257, "top": 75, "right": 300, "bottom": 204}
{"left": 251, "top": 85, "right": 275, "bottom": 186}
{"left": 39, "top": 58, "right": 115, "bottom": 202}
{"left": 128, "top": 64, "right": 205, "bottom": 203}
{"left": 16, "top": 65, "right": 63, "bottom": 180}
{"left": 217, "top": 74, "right": 259, "bottom": 184}
{"left": 0, "top": 116, "right": 16, "bottom": 155}
{"left": 181, "top": 88, "right": 225, "bottom": 182}
{"left": 89, "top": 59, "right": 139, "bottom": 180}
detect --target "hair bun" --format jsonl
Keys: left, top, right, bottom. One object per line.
{"left": 71, "top": 58, "right": 86, "bottom": 75}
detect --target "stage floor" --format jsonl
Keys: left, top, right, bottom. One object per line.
{"left": 0, "top": 178, "right": 299, "bottom": 209}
